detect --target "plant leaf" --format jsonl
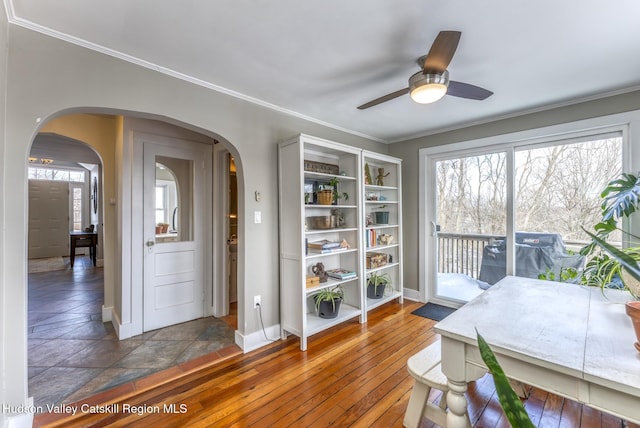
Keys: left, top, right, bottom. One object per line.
{"left": 601, "top": 173, "right": 640, "bottom": 222}
{"left": 583, "top": 229, "right": 640, "bottom": 283}
{"left": 477, "top": 330, "right": 535, "bottom": 428}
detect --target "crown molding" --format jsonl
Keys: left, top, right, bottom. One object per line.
{"left": 3, "top": 3, "right": 387, "bottom": 144}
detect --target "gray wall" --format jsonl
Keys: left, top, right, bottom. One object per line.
{"left": 1, "top": 24, "right": 387, "bottom": 408}
{"left": 388, "top": 90, "right": 640, "bottom": 293}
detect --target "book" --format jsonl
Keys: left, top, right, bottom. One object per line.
{"left": 307, "top": 239, "right": 341, "bottom": 250}
{"left": 307, "top": 246, "right": 348, "bottom": 254}
{"left": 326, "top": 268, "right": 357, "bottom": 280}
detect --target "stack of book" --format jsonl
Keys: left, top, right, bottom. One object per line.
{"left": 326, "top": 268, "right": 357, "bottom": 280}
{"left": 365, "top": 229, "right": 377, "bottom": 248}
{"left": 307, "top": 239, "right": 347, "bottom": 254}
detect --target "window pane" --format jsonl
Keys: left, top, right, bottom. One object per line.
{"left": 514, "top": 135, "right": 622, "bottom": 281}
{"left": 73, "top": 187, "right": 82, "bottom": 231}
{"left": 156, "top": 186, "right": 165, "bottom": 209}
{"left": 515, "top": 136, "right": 622, "bottom": 244}
{"left": 435, "top": 152, "right": 506, "bottom": 300}
{"left": 69, "top": 171, "right": 85, "bottom": 182}
{"left": 155, "top": 157, "right": 193, "bottom": 242}
{"left": 28, "top": 167, "right": 87, "bottom": 183}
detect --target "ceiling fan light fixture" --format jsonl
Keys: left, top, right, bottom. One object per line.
{"left": 409, "top": 70, "right": 449, "bottom": 104}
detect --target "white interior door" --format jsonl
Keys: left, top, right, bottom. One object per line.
{"left": 28, "top": 180, "right": 69, "bottom": 258}
{"left": 143, "top": 141, "right": 211, "bottom": 331}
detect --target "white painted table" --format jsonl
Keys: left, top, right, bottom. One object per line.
{"left": 434, "top": 276, "right": 640, "bottom": 427}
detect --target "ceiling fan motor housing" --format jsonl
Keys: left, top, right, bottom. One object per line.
{"left": 409, "top": 70, "right": 450, "bottom": 104}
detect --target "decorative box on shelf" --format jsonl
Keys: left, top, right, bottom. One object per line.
{"left": 366, "top": 252, "right": 388, "bottom": 269}
{"left": 304, "top": 160, "right": 339, "bottom": 175}
{"left": 306, "top": 275, "right": 320, "bottom": 288}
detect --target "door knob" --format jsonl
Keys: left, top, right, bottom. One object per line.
{"left": 146, "top": 241, "right": 155, "bottom": 247}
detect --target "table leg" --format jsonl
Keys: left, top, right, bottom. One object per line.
{"left": 70, "top": 240, "right": 76, "bottom": 267}
{"left": 446, "top": 379, "right": 469, "bottom": 428}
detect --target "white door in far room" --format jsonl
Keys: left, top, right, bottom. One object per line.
{"left": 28, "top": 180, "right": 70, "bottom": 259}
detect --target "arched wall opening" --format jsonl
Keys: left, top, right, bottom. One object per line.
{"left": 23, "top": 108, "right": 245, "bottom": 402}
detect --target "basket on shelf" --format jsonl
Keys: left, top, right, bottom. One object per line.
{"left": 317, "top": 190, "right": 333, "bottom": 205}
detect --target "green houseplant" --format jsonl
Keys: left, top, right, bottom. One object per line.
{"left": 580, "top": 172, "right": 640, "bottom": 295}
{"left": 328, "top": 177, "right": 349, "bottom": 204}
{"left": 579, "top": 172, "right": 640, "bottom": 351}
{"left": 366, "top": 271, "right": 391, "bottom": 299}
{"left": 313, "top": 286, "right": 344, "bottom": 319}
{"left": 584, "top": 229, "right": 640, "bottom": 351}
{"left": 476, "top": 331, "right": 535, "bottom": 427}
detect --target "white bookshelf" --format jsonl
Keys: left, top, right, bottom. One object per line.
{"left": 362, "top": 151, "right": 403, "bottom": 319}
{"left": 278, "top": 134, "right": 363, "bottom": 350}
{"left": 278, "top": 135, "right": 403, "bottom": 350}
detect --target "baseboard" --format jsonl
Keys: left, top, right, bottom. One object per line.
{"left": 101, "top": 305, "right": 113, "bottom": 322}
{"left": 1, "top": 397, "right": 35, "bottom": 428}
{"left": 403, "top": 287, "right": 421, "bottom": 302}
{"left": 235, "top": 324, "right": 281, "bottom": 353}
{"left": 111, "top": 311, "right": 133, "bottom": 340}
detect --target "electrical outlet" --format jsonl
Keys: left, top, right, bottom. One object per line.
{"left": 253, "top": 295, "right": 261, "bottom": 308}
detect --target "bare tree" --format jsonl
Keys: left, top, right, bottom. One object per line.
{"left": 436, "top": 137, "right": 622, "bottom": 242}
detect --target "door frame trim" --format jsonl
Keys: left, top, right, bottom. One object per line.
{"left": 213, "top": 145, "right": 230, "bottom": 317}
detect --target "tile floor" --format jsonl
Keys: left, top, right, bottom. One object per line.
{"left": 28, "top": 255, "right": 238, "bottom": 409}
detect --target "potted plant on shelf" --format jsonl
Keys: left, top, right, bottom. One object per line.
{"left": 367, "top": 271, "right": 391, "bottom": 299}
{"left": 315, "top": 185, "right": 333, "bottom": 205}
{"left": 374, "top": 205, "right": 389, "bottom": 225}
{"left": 315, "top": 177, "right": 349, "bottom": 206}
{"left": 313, "top": 286, "right": 344, "bottom": 319}
{"left": 329, "top": 177, "right": 349, "bottom": 205}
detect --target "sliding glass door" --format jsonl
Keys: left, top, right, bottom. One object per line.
{"left": 426, "top": 132, "right": 623, "bottom": 306}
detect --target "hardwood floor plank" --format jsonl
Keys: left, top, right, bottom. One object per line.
{"left": 287, "top": 318, "right": 435, "bottom": 426}
{"left": 538, "top": 391, "right": 563, "bottom": 428}
{"left": 33, "top": 300, "right": 638, "bottom": 428}
{"left": 525, "top": 387, "right": 550, "bottom": 426}
{"left": 559, "top": 396, "right": 583, "bottom": 428}
{"left": 360, "top": 383, "right": 414, "bottom": 428}
{"left": 580, "top": 404, "right": 603, "bottom": 428}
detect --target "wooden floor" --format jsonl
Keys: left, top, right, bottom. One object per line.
{"left": 35, "top": 300, "right": 638, "bottom": 427}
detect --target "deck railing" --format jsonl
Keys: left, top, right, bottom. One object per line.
{"left": 437, "top": 232, "right": 503, "bottom": 280}
{"left": 438, "top": 232, "right": 591, "bottom": 280}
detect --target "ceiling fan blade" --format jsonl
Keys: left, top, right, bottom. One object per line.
{"left": 447, "top": 80, "right": 493, "bottom": 100}
{"left": 422, "top": 31, "right": 461, "bottom": 73}
{"left": 357, "top": 88, "right": 409, "bottom": 110}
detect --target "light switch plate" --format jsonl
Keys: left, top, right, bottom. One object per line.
{"left": 254, "top": 211, "right": 262, "bottom": 224}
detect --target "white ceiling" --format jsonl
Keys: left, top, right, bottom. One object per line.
{"left": 7, "top": 0, "right": 640, "bottom": 143}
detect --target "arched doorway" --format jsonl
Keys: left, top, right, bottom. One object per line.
{"left": 26, "top": 111, "right": 243, "bottom": 409}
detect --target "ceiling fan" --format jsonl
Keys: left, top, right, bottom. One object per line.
{"left": 357, "top": 30, "right": 493, "bottom": 110}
